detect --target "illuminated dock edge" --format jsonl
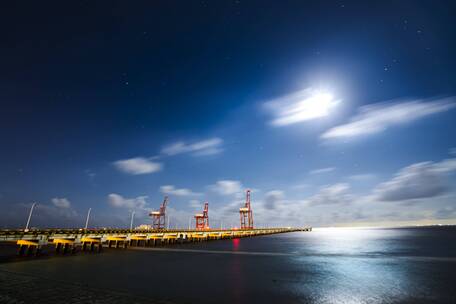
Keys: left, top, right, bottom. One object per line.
{"left": 0, "top": 227, "right": 311, "bottom": 256}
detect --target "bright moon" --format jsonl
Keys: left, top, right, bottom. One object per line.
{"left": 306, "top": 92, "right": 338, "bottom": 118}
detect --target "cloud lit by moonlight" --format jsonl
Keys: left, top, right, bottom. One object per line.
{"left": 266, "top": 88, "right": 340, "bottom": 126}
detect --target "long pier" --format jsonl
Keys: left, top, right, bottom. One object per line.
{"left": 0, "top": 227, "right": 312, "bottom": 255}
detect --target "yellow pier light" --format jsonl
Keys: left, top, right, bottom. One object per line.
{"left": 17, "top": 239, "right": 39, "bottom": 246}
{"left": 52, "top": 238, "right": 76, "bottom": 254}
{"left": 130, "top": 235, "right": 147, "bottom": 240}
{"left": 163, "top": 233, "right": 178, "bottom": 244}
{"left": 221, "top": 232, "right": 233, "bottom": 239}
{"left": 16, "top": 239, "right": 40, "bottom": 256}
{"left": 148, "top": 235, "right": 163, "bottom": 240}
{"left": 208, "top": 232, "right": 222, "bottom": 240}
{"left": 3, "top": 228, "right": 309, "bottom": 257}
{"left": 147, "top": 234, "right": 164, "bottom": 246}
{"left": 81, "top": 237, "right": 102, "bottom": 252}
{"left": 106, "top": 236, "right": 127, "bottom": 241}
{"left": 129, "top": 235, "right": 147, "bottom": 247}
{"left": 106, "top": 236, "right": 128, "bottom": 249}
{"left": 81, "top": 237, "right": 101, "bottom": 243}
{"left": 190, "top": 233, "right": 207, "bottom": 242}
{"left": 52, "top": 238, "right": 75, "bottom": 244}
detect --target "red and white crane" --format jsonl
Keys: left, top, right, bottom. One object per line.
{"left": 194, "top": 202, "right": 209, "bottom": 229}
{"left": 239, "top": 189, "right": 253, "bottom": 229}
{"left": 149, "top": 196, "right": 168, "bottom": 229}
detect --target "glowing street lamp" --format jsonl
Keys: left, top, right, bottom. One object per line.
{"left": 130, "top": 210, "right": 135, "bottom": 230}
{"left": 84, "top": 208, "right": 92, "bottom": 230}
{"left": 24, "top": 202, "right": 36, "bottom": 232}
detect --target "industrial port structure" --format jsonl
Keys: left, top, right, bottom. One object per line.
{"left": 0, "top": 189, "right": 312, "bottom": 256}
{"left": 194, "top": 202, "right": 209, "bottom": 229}
{"left": 239, "top": 189, "right": 254, "bottom": 229}
{"left": 149, "top": 196, "right": 168, "bottom": 229}
{"left": 153, "top": 189, "right": 253, "bottom": 230}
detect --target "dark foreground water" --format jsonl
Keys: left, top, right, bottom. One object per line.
{"left": 1, "top": 227, "right": 456, "bottom": 304}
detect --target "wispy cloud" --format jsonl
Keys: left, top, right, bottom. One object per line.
{"left": 113, "top": 157, "right": 162, "bottom": 175}
{"left": 161, "top": 138, "right": 223, "bottom": 156}
{"left": 160, "top": 185, "right": 201, "bottom": 197}
{"left": 112, "top": 138, "right": 222, "bottom": 176}
{"left": 307, "top": 183, "right": 352, "bottom": 205}
{"left": 321, "top": 97, "right": 456, "bottom": 139}
{"left": 265, "top": 88, "right": 340, "bottom": 126}
{"left": 210, "top": 180, "right": 243, "bottom": 196}
{"left": 189, "top": 199, "right": 202, "bottom": 209}
{"left": 434, "top": 206, "right": 456, "bottom": 220}
{"left": 17, "top": 201, "right": 79, "bottom": 227}
{"left": 263, "top": 190, "right": 285, "bottom": 209}
{"left": 107, "top": 193, "right": 148, "bottom": 209}
{"left": 51, "top": 197, "right": 71, "bottom": 208}
{"left": 348, "top": 174, "right": 376, "bottom": 181}
{"left": 309, "top": 167, "right": 335, "bottom": 175}
{"left": 373, "top": 158, "right": 456, "bottom": 202}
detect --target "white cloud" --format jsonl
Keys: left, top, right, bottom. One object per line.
{"left": 113, "top": 157, "right": 162, "bottom": 175}
{"left": 263, "top": 190, "right": 285, "bottom": 209}
{"left": 161, "top": 138, "right": 223, "bottom": 156}
{"left": 160, "top": 185, "right": 201, "bottom": 197}
{"left": 19, "top": 202, "right": 79, "bottom": 227}
{"left": 308, "top": 183, "right": 351, "bottom": 205}
{"left": 210, "top": 180, "right": 243, "bottom": 196}
{"left": 321, "top": 97, "right": 456, "bottom": 139}
{"left": 189, "top": 199, "right": 202, "bottom": 209}
{"left": 108, "top": 193, "right": 148, "bottom": 209}
{"left": 309, "top": 167, "right": 335, "bottom": 175}
{"left": 165, "top": 206, "right": 195, "bottom": 229}
{"left": 373, "top": 159, "right": 456, "bottom": 202}
{"left": 218, "top": 198, "right": 246, "bottom": 216}
{"left": 51, "top": 197, "right": 71, "bottom": 208}
{"left": 434, "top": 206, "right": 456, "bottom": 219}
{"left": 265, "top": 88, "right": 340, "bottom": 126}
{"left": 432, "top": 158, "right": 456, "bottom": 173}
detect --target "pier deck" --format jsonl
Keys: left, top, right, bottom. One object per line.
{"left": 0, "top": 227, "right": 312, "bottom": 255}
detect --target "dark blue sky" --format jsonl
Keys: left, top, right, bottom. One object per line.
{"left": 1, "top": 1, "right": 456, "bottom": 228}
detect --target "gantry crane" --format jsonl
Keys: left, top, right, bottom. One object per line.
{"left": 149, "top": 196, "right": 169, "bottom": 229}
{"left": 194, "top": 202, "right": 209, "bottom": 229}
{"left": 239, "top": 189, "right": 253, "bottom": 229}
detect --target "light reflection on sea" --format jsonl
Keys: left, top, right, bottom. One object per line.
{"left": 0, "top": 227, "right": 455, "bottom": 303}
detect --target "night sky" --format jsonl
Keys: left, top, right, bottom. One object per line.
{"left": 1, "top": 1, "right": 456, "bottom": 229}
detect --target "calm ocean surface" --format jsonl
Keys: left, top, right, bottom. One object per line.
{"left": 1, "top": 227, "right": 455, "bottom": 303}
